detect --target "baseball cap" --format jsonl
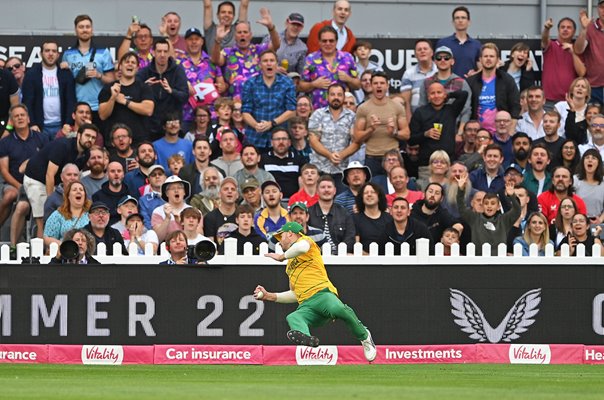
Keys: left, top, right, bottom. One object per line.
{"left": 220, "top": 176, "right": 239, "bottom": 188}
{"left": 434, "top": 46, "right": 453, "bottom": 57}
{"left": 185, "top": 27, "right": 203, "bottom": 39}
{"left": 90, "top": 201, "right": 110, "bottom": 212}
{"left": 126, "top": 213, "right": 144, "bottom": 224}
{"left": 147, "top": 165, "right": 165, "bottom": 176}
{"left": 241, "top": 177, "right": 260, "bottom": 190}
{"left": 274, "top": 221, "right": 304, "bottom": 240}
{"left": 261, "top": 180, "right": 282, "bottom": 192}
{"left": 117, "top": 195, "right": 138, "bottom": 208}
{"left": 505, "top": 163, "right": 523, "bottom": 175}
{"left": 289, "top": 202, "right": 308, "bottom": 213}
{"left": 287, "top": 13, "right": 305, "bottom": 25}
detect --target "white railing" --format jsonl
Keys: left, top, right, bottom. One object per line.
{"left": 1, "top": 238, "right": 602, "bottom": 265}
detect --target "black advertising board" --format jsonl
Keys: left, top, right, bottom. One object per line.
{"left": 0, "top": 35, "right": 542, "bottom": 92}
{"left": 1, "top": 263, "right": 603, "bottom": 345}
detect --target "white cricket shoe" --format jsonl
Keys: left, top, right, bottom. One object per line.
{"left": 361, "top": 329, "right": 377, "bottom": 362}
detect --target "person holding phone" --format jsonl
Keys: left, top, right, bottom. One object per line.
{"left": 557, "top": 213, "right": 603, "bottom": 256}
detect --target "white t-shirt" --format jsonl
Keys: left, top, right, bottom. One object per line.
{"left": 42, "top": 67, "right": 61, "bottom": 124}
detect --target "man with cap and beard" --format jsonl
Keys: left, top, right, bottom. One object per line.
{"left": 84, "top": 201, "right": 127, "bottom": 255}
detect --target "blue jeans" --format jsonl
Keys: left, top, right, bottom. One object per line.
{"left": 42, "top": 122, "right": 62, "bottom": 141}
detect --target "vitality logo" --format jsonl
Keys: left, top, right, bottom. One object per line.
{"left": 450, "top": 288, "right": 541, "bottom": 343}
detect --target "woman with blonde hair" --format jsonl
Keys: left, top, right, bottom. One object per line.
{"left": 555, "top": 77, "right": 591, "bottom": 138}
{"left": 43, "top": 182, "right": 92, "bottom": 249}
{"left": 416, "top": 150, "right": 450, "bottom": 191}
{"left": 513, "top": 212, "right": 553, "bottom": 256}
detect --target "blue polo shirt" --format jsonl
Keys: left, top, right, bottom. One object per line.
{"left": 0, "top": 130, "right": 49, "bottom": 184}
{"left": 62, "top": 43, "right": 114, "bottom": 111}
{"left": 436, "top": 34, "right": 482, "bottom": 77}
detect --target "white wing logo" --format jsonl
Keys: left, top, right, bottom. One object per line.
{"left": 450, "top": 288, "right": 541, "bottom": 343}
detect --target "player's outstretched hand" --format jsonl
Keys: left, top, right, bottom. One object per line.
{"left": 254, "top": 285, "right": 267, "bottom": 301}
{"left": 265, "top": 253, "right": 285, "bottom": 262}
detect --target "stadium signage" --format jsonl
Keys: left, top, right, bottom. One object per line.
{"left": 295, "top": 345, "right": 338, "bottom": 365}
{"left": 1, "top": 264, "right": 603, "bottom": 345}
{"left": 81, "top": 345, "right": 124, "bottom": 365}
{"left": 0, "top": 35, "right": 542, "bottom": 93}
{"left": 450, "top": 288, "right": 541, "bottom": 343}
{"left": 508, "top": 344, "right": 551, "bottom": 364}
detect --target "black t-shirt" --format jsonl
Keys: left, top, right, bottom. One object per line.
{"left": 353, "top": 211, "right": 393, "bottom": 254}
{"left": 203, "top": 208, "right": 237, "bottom": 242}
{"left": 25, "top": 137, "right": 89, "bottom": 184}
{"left": 0, "top": 69, "right": 19, "bottom": 123}
{"left": 98, "top": 79, "right": 153, "bottom": 144}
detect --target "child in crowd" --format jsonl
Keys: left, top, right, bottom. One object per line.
{"left": 440, "top": 227, "right": 460, "bottom": 256}
{"left": 124, "top": 213, "right": 159, "bottom": 255}
{"left": 455, "top": 173, "right": 521, "bottom": 255}
{"left": 167, "top": 154, "right": 185, "bottom": 177}
{"left": 181, "top": 208, "right": 211, "bottom": 245}
{"left": 208, "top": 97, "right": 245, "bottom": 158}
{"left": 219, "top": 205, "right": 265, "bottom": 255}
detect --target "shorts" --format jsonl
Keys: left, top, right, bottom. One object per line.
{"left": 23, "top": 175, "right": 47, "bottom": 218}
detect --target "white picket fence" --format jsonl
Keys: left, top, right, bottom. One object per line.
{"left": 1, "top": 238, "right": 602, "bottom": 265}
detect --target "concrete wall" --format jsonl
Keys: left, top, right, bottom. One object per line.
{"left": 0, "top": 0, "right": 595, "bottom": 39}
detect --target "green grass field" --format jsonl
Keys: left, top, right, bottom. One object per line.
{"left": 1, "top": 364, "right": 603, "bottom": 400}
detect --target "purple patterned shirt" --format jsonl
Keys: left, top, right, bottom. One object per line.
{"left": 302, "top": 50, "right": 359, "bottom": 109}
{"left": 175, "top": 50, "right": 222, "bottom": 122}
{"left": 220, "top": 43, "right": 269, "bottom": 101}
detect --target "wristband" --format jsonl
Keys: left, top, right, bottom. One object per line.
{"left": 268, "top": 25, "right": 276, "bottom": 32}
{"left": 124, "top": 36, "right": 132, "bottom": 40}
{"left": 125, "top": 99, "right": 131, "bottom": 108}
{"left": 271, "top": 119, "right": 277, "bottom": 128}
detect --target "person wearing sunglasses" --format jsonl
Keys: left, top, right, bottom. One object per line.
{"left": 5, "top": 57, "right": 25, "bottom": 89}
{"left": 418, "top": 46, "right": 471, "bottom": 138}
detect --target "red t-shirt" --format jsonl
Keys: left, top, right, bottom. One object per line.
{"left": 387, "top": 190, "right": 424, "bottom": 208}
{"left": 537, "top": 191, "right": 587, "bottom": 223}
{"left": 288, "top": 188, "right": 319, "bottom": 208}
{"left": 542, "top": 40, "right": 578, "bottom": 102}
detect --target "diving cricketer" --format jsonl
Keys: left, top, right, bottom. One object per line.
{"left": 254, "top": 221, "right": 377, "bottom": 362}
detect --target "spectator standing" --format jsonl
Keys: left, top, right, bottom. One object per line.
{"left": 117, "top": 21, "right": 154, "bottom": 69}
{"left": 262, "top": 13, "right": 307, "bottom": 75}
{"left": 211, "top": 9, "right": 280, "bottom": 100}
{"left": 61, "top": 15, "right": 115, "bottom": 125}
{"left": 541, "top": 17, "right": 586, "bottom": 107}
{"left": 137, "top": 39, "right": 189, "bottom": 140}
{"left": 299, "top": 26, "right": 360, "bottom": 109}
{"left": 22, "top": 41, "right": 76, "bottom": 140}
{"left": 306, "top": 0, "right": 356, "bottom": 53}
{"left": 203, "top": 0, "right": 250, "bottom": 55}
{"left": 436, "top": 6, "right": 481, "bottom": 78}
{"left": 241, "top": 49, "right": 296, "bottom": 151}
{"left": 574, "top": 5, "right": 604, "bottom": 105}
{"left": 399, "top": 39, "right": 437, "bottom": 119}
{"left": 355, "top": 71, "right": 409, "bottom": 177}
{"left": 98, "top": 52, "right": 154, "bottom": 144}
{"left": 466, "top": 43, "right": 520, "bottom": 134}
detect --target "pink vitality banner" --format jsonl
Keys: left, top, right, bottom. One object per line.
{"left": 2, "top": 344, "right": 604, "bottom": 365}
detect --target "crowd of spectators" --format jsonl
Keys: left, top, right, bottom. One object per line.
{"left": 1, "top": 1, "right": 604, "bottom": 263}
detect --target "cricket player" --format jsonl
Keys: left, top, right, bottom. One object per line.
{"left": 254, "top": 221, "right": 377, "bottom": 362}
